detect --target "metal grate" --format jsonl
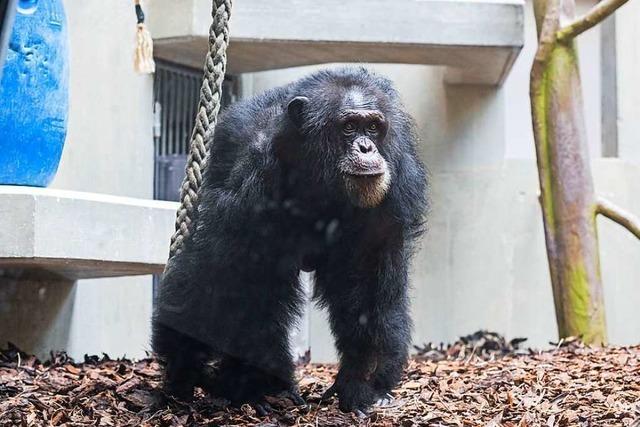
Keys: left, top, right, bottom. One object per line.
{"left": 154, "top": 62, "right": 201, "bottom": 157}
{"left": 153, "top": 61, "right": 235, "bottom": 201}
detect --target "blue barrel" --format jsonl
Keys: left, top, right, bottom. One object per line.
{"left": 0, "top": 0, "right": 69, "bottom": 187}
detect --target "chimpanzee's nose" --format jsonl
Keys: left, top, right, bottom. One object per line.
{"left": 358, "top": 139, "right": 375, "bottom": 154}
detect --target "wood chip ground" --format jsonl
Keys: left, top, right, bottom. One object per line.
{"left": 1, "top": 338, "right": 640, "bottom": 426}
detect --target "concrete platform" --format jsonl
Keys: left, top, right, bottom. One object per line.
{"left": 147, "top": 0, "right": 525, "bottom": 85}
{"left": 0, "top": 186, "right": 177, "bottom": 280}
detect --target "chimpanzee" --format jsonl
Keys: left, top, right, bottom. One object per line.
{"left": 152, "top": 67, "right": 428, "bottom": 415}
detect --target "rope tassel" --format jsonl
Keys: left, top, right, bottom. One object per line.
{"left": 134, "top": 0, "right": 155, "bottom": 74}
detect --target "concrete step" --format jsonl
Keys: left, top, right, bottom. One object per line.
{"left": 0, "top": 186, "right": 177, "bottom": 280}
{"left": 147, "top": 0, "right": 525, "bottom": 85}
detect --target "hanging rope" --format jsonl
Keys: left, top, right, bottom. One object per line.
{"left": 169, "top": 0, "right": 232, "bottom": 257}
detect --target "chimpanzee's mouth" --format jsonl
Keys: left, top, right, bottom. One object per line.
{"left": 345, "top": 170, "right": 386, "bottom": 178}
{"left": 343, "top": 168, "right": 392, "bottom": 208}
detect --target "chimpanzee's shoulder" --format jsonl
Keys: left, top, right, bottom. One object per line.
{"left": 219, "top": 86, "right": 288, "bottom": 128}
{"left": 209, "top": 85, "right": 290, "bottom": 156}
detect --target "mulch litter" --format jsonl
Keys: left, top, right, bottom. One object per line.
{"left": 1, "top": 331, "right": 640, "bottom": 426}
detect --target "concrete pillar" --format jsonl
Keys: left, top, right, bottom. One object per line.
{"left": 0, "top": 277, "right": 75, "bottom": 358}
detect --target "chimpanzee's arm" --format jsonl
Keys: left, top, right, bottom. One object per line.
{"left": 315, "top": 237, "right": 411, "bottom": 413}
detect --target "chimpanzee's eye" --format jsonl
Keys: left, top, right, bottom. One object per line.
{"left": 368, "top": 122, "right": 378, "bottom": 132}
{"left": 343, "top": 122, "right": 356, "bottom": 133}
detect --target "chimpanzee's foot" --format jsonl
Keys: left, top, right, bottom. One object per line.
{"left": 216, "top": 389, "right": 305, "bottom": 417}
{"left": 321, "top": 378, "right": 377, "bottom": 415}
{"left": 202, "top": 358, "right": 303, "bottom": 415}
{"left": 245, "top": 389, "right": 306, "bottom": 416}
{"left": 275, "top": 389, "right": 306, "bottom": 406}
{"left": 161, "top": 357, "right": 202, "bottom": 402}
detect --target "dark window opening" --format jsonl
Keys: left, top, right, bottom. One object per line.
{"left": 153, "top": 60, "right": 236, "bottom": 202}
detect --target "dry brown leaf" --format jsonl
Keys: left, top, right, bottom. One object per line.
{"left": 403, "top": 380, "right": 422, "bottom": 390}
{"left": 64, "top": 364, "right": 81, "bottom": 375}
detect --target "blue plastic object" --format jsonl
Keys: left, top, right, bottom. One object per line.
{"left": 0, "top": 0, "right": 69, "bottom": 187}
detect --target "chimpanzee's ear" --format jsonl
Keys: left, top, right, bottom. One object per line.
{"left": 287, "top": 96, "right": 309, "bottom": 128}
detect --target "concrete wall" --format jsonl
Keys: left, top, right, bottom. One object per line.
{"left": 54, "top": 1, "right": 155, "bottom": 360}
{"left": 616, "top": 0, "right": 640, "bottom": 164}
{"left": 597, "top": 0, "right": 640, "bottom": 342}
{"left": 242, "top": 0, "right": 640, "bottom": 362}
{"left": 1, "top": 1, "right": 156, "bottom": 360}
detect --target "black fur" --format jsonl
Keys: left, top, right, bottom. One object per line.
{"left": 152, "top": 67, "right": 428, "bottom": 413}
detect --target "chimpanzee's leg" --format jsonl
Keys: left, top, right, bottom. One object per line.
{"left": 315, "top": 245, "right": 411, "bottom": 413}
{"left": 200, "top": 267, "right": 306, "bottom": 408}
{"left": 205, "top": 354, "right": 305, "bottom": 409}
{"left": 152, "top": 252, "right": 214, "bottom": 401}
{"left": 153, "top": 176, "right": 307, "bottom": 409}
{"left": 151, "top": 320, "right": 209, "bottom": 400}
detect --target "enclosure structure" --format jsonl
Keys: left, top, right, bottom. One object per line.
{"left": 149, "top": 0, "right": 524, "bottom": 85}
{"left": 1, "top": 0, "right": 639, "bottom": 362}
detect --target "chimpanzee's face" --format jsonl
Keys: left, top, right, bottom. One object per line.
{"left": 334, "top": 89, "right": 390, "bottom": 208}
{"left": 287, "top": 87, "right": 392, "bottom": 208}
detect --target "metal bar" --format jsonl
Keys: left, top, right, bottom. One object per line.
{"left": 161, "top": 68, "right": 169, "bottom": 156}
{"left": 169, "top": 71, "right": 176, "bottom": 155}
{"left": 601, "top": 15, "right": 618, "bottom": 158}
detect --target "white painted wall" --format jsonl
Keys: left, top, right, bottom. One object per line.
{"left": 600, "top": 2, "right": 640, "bottom": 345}
{"left": 616, "top": 0, "right": 640, "bottom": 164}
{"left": 53, "top": 1, "right": 154, "bottom": 197}
{"left": 48, "top": 1, "right": 154, "bottom": 360}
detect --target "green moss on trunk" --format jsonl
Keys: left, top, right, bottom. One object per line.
{"left": 531, "top": 0, "right": 607, "bottom": 345}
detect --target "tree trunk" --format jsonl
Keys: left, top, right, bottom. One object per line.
{"left": 531, "top": 0, "right": 606, "bottom": 344}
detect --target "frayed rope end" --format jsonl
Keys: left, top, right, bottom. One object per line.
{"left": 134, "top": 1, "right": 155, "bottom": 74}
{"left": 134, "top": 23, "right": 155, "bottom": 74}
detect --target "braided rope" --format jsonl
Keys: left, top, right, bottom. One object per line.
{"left": 169, "top": 0, "right": 232, "bottom": 257}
